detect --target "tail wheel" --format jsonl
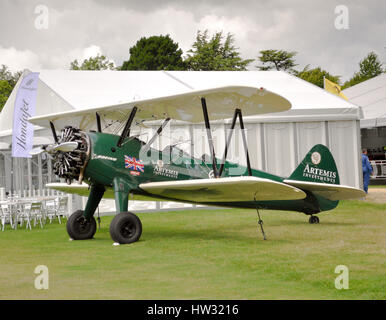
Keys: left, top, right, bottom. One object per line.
{"left": 110, "top": 212, "right": 142, "bottom": 244}
{"left": 309, "top": 215, "right": 320, "bottom": 224}
{"left": 66, "top": 210, "right": 97, "bottom": 240}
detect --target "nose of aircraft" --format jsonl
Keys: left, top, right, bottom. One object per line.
{"left": 30, "top": 126, "right": 90, "bottom": 184}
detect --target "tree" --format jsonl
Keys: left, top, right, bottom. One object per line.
{"left": 70, "top": 54, "right": 116, "bottom": 70}
{"left": 0, "top": 65, "right": 21, "bottom": 112}
{"left": 358, "top": 51, "right": 383, "bottom": 78}
{"left": 295, "top": 65, "right": 341, "bottom": 88}
{"left": 0, "top": 64, "right": 21, "bottom": 87}
{"left": 185, "top": 30, "right": 253, "bottom": 71}
{"left": 0, "top": 80, "right": 13, "bottom": 112}
{"left": 121, "top": 35, "right": 186, "bottom": 70}
{"left": 342, "top": 52, "right": 384, "bottom": 89}
{"left": 256, "top": 49, "right": 297, "bottom": 72}
{"left": 342, "top": 72, "right": 366, "bottom": 89}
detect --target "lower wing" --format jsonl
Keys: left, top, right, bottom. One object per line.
{"left": 47, "top": 178, "right": 307, "bottom": 203}
{"left": 139, "top": 176, "right": 306, "bottom": 202}
{"left": 45, "top": 182, "right": 164, "bottom": 202}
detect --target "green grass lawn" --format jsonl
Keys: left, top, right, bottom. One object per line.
{"left": 0, "top": 200, "right": 385, "bottom": 300}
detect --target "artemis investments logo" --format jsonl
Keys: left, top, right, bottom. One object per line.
{"left": 311, "top": 152, "right": 321, "bottom": 165}
{"left": 303, "top": 164, "right": 337, "bottom": 184}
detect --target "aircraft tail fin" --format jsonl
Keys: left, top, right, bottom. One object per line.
{"left": 285, "top": 144, "right": 365, "bottom": 202}
{"left": 288, "top": 144, "right": 340, "bottom": 185}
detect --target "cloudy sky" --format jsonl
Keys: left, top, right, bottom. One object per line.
{"left": 0, "top": 0, "right": 385, "bottom": 82}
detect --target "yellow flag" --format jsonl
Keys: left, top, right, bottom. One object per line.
{"left": 324, "top": 77, "right": 348, "bottom": 100}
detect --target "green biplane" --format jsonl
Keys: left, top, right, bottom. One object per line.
{"left": 28, "top": 86, "right": 365, "bottom": 244}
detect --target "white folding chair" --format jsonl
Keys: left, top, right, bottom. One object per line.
{"left": 31, "top": 202, "right": 44, "bottom": 228}
{"left": 0, "top": 206, "right": 5, "bottom": 231}
{"left": 17, "top": 204, "right": 31, "bottom": 230}
{"left": 45, "top": 199, "right": 57, "bottom": 224}
{"left": 20, "top": 202, "right": 43, "bottom": 229}
{"left": 56, "top": 197, "right": 69, "bottom": 222}
{"left": 0, "top": 204, "right": 14, "bottom": 230}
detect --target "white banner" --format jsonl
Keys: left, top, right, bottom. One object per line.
{"left": 12, "top": 72, "right": 39, "bottom": 158}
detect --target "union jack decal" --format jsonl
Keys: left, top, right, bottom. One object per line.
{"left": 124, "top": 155, "right": 144, "bottom": 173}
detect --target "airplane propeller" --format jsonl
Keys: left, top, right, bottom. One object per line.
{"left": 30, "top": 125, "right": 88, "bottom": 184}
{"left": 30, "top": 141, "right": 79, "bottom": 156}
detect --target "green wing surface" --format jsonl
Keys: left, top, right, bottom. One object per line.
{"left": 139, "top": 176, "right": 306, "bottom": 203}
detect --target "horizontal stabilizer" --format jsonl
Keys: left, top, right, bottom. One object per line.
{"left": 140, "top": 176, "right": 306, "bottom": 202}
{"left": 283, "top": 180, "right": 366, "bottom": 201}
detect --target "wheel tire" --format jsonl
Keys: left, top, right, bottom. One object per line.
{"left": 66, "top": 210, "right": 97, "bottom": 240}
{"left": 309, "top": 215, "right": 320, "bottom": 224}
{"left": 110, "top": 212, "right": 142, "bottom": 244}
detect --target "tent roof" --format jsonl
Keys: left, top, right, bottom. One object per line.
{"left": 342, "top": 73, "right": 386, "bottom": 128}
{"left": 37, "top": 70, "right": 360, "bottom": 110}
{"left": 0, "top": 70, "right": 361, "bottom": 137}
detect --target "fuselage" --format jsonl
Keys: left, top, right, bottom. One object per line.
{"left": 84, "top": 132, "right": 337, "bottom": 214}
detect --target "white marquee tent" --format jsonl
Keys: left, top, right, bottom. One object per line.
{"left": 0, "top": 70, "right": 364, "bottom": 204}
{"left": 342, "top": 73, "right": 386, "bottom": 128}
{"left": 342, "top": 74, "right": 386, "bottom": 179}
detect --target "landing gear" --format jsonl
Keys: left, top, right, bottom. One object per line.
{"left": 66, "top": 210, "right": 97, "bottom": 240}
{"left": 309, "top": 215, "right": 320, "bottom": 224}
{"left": 110, "top": 212, "right": 142, "bottom": 244}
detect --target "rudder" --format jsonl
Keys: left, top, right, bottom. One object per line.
{"left": 289, "top": 144, "right": 340, "bottom": 185}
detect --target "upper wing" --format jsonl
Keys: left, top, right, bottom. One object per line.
{"left": 28, "top": 86, "right": 291, "bottom": 130}
{"left": 139, "top": 176, "right": 306, "bottom": 202}
{"left": 283, "top": 180, "right": 366, "bottom": 201}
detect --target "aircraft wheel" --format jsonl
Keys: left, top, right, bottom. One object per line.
{"left": 110, "top": 212, "right": 142, "bottom": 244}
{"left": 309, "top": 215, "right": 320, "bottom": 224}
{"left": 66, "top": 210, "right": 97, "bottom": 240}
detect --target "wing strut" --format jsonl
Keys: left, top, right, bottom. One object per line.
{"left": 96, "top": 113, "right": 102, "bottom": 133}
{"left": 117, "top": 107, "right": 138, "bottom": 147}
{"left": 238, "top": 109, "right": 253, "bottom": 177}
{"left": 219, "top": 109, "right": 252, "bottom": 177}
{"left": 201, "top": 98, "right": 219, "bottom": 178}
{"left": 50, "top": 121, "right": 58, "bottom": 144}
